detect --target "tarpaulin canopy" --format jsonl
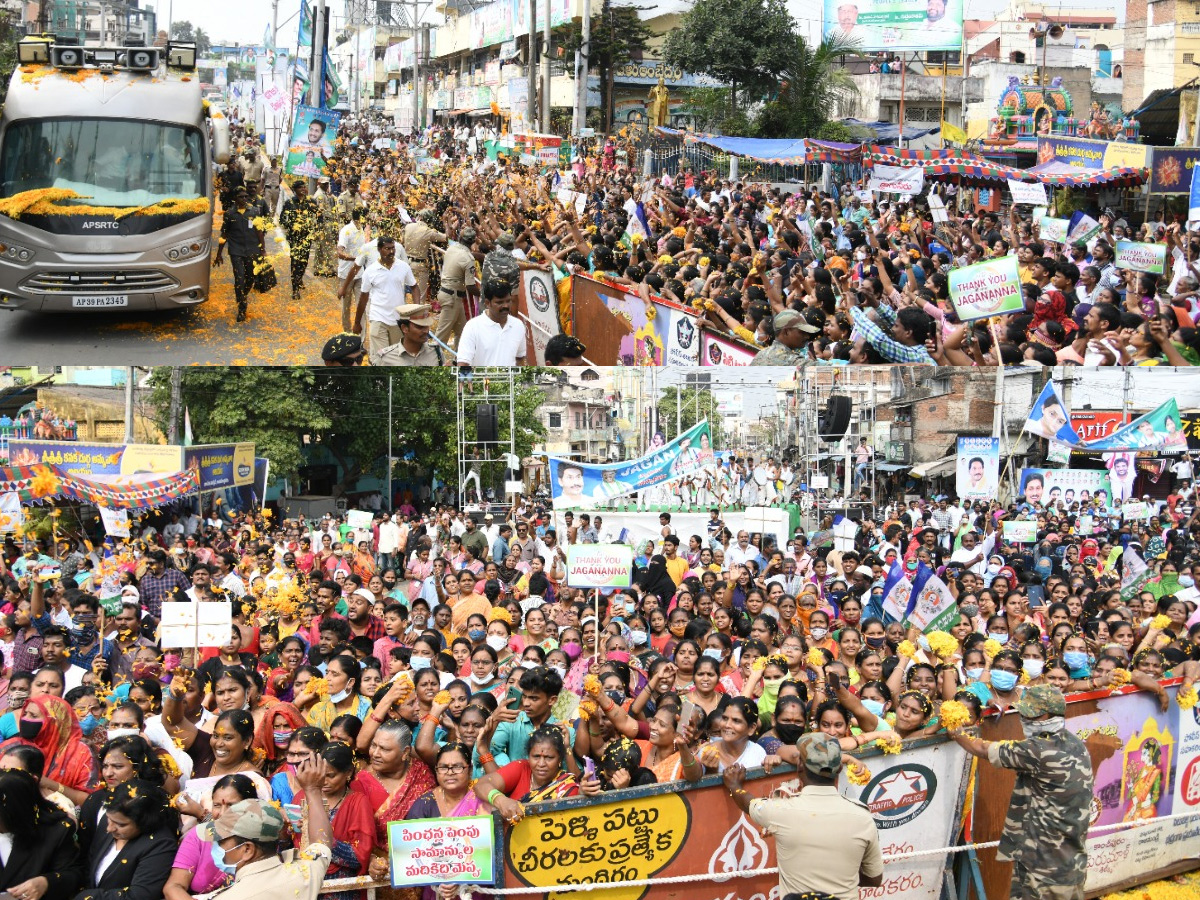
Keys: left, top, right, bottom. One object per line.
{"left": 1025, "top": 160, "right": 1150, "bottom": 187}
{"left": 806, "top": 139, "right": 861, "bottom": 163}
{"left": 0, "top": 465, "right": 199, "bottom": 509}
{"left": 674, "top": 130, "right": 810, "bottom": 164}
{"left": 866, "top": 144, "right": 1149, "bottom": 188}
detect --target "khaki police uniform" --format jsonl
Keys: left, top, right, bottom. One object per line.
{"left": 403, "top": 220, "right": 446, "bottom": 303}
{"left": 435, "top": 240, "right": 477, "bottom": 346}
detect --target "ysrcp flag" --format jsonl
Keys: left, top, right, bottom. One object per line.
{"left": 1079, "top": 399, "right": 1187, "bottom": 454}
{"left": 905, "top": 562, "right": 959, "bottom": 633}
{"left": 549, "top": 421, "right": 714, "bottom": 509}
{"left": 1023, "top": 381, "right": 1081, "bottom": 445}
{"left": 955, "top": 437, "right": 999, "bottom": 502}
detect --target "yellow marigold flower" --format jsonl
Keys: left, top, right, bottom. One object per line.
{"left": 939, "top": 700, "right": 971, "bottom": 732}
{"left": 896, "top": 640, "right": 917, "bottom": 660}
{"left": 583, "top": 674, "right": 602, "bottom": 696}
{"left": 658, "top": 254, "right": 673, "bottom": 265}
{"left": 752, "top": 655, "right": 770, "bottom": 672}
{"left": 1177, "top": 686, "right": 1198, "bottom": 710}
{"left": 306, "top": 677, "right": 329, "bottom": 697}
{"left": 845, "top": 761, "right": 871, "bottom": 786}
{"left": 433, "top": 690, "right": 452, "bottom": 706}
{"left": 1108, "top": 668, "right": 1132, "bottom": 688}
{"left": 487, "top": 606, "right": 512, "bottom": 626}
{"left": 1150, "top": 615, "right": 1172, "bottom": 631}
{"left": 807, "top": 647, "right": 826, "bottom": 668}
{"left": 577, "top": 697, "right": 598, "bottom": 721}
{"left": 875, "top": 734, "right": 903, "bottom": 755}
{"left": 699, "top": 256, "right": 711, "bottom": 267}
{"left": 672, "top": 226, "right": 686, "bottom": 238}
{"left": 926, "top": 631, "right": 959, "bottom": 660}
{"left": 983, "top": 639, "right": 1003, "bottom": 659}
{"left": 29, "top": 466, "right": 60, "bottom": 499}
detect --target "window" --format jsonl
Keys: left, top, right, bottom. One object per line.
{"left": 1187, "top": 53, "right": 1196, "bottom": 65}
{"left": 575, "top": 412, "right": 584, "bottom": 428}
{"left": 548, "top": 413, "right": 561, "bottom": 429}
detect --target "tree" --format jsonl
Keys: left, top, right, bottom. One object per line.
{"left": 751, "top": 35, "right": 861, "bottom": 139}
{"left": 170, "top": 20, "right": 211, "bottom": 55}
{"left": 682, "top": 86, "right": 752, "bottom": 136}
{"left": 663, "top": 0, "right": 797, "bottom": 114}
{"left": 655, "top": 386, "right": 725, "bottom": 447}
{"left": 0, "top": 11, "right": 19, "bottom": 107}
{"left": 561, "top": 4, "right": 652, "bottom": 132}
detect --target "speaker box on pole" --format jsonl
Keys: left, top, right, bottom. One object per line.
{"left": 818, "top": 396, "right": 852, "bottom": 442}
{"left": 477, "top": 404, "right": 499, "bottom": 442}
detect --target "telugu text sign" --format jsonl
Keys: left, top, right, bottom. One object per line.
{"left": 387, "top": 815, "right": 499, "bottom": 888}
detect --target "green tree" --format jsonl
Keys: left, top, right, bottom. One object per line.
{"left": 170, "top": 20, "right": 211, "bottom": 55}
{"left": 0, "top": 11, "right": 20, "bottom": 107}
{"left": 663, "top": 0, "right": 796, "bottom": 113}
{"left": 681, "top": 86, "right": 751, "bottom": 136}
{"left": 655, "top": 387, "right": 724, "bottom": 447}
{"left": 751, "top": 35, "right": 860, "bottom": 139}
{"left": 561, "top": 4, "right": 652, "bottom": 132}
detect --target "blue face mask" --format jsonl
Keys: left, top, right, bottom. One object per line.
{"left": 990, "top": 670, "right": 1019, "bottom": 691}
{"left": 329, "top": 688, "right": 352, "bottom": 703}
{"left": 79, "top": 713, "right": 100, "bottom": 737}
{"left": 1062, "top": 651, "right": 1091, "bottom": 672}
{"left": 210, "top": 840, "right": 246, "bottom": 876}
{"left": 965, "top": 667, "right": 984, "bottom": 681}
{"left": 467, "top": 628, "right": 486, "bottom": 642}
{"left": 861, "top": 698, "right": 886, "bottom": 717}
{"left": 702, "top": 648, "right": 723, "bottom": 661}
{"left": 410, "top": 656, "right": 431, "bottom": 671}
{"left": 988, "top": 632, "right": 1010, "bottom": 645}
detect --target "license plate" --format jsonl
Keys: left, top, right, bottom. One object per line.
{"left": 72, "top": 294, "right": 128, "bottom": 308}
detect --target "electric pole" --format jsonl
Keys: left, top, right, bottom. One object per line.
{"left": 575, "top": 0, "right": 591, "bottom": 133}
{"left": 541, "top": 0, "right": 551, "bottom": 131}
{"left": 167, "top": 367, "right": 182, "bottom": 444}
{"left": 527, "top": 0, "right": 537, "bottom": 130}
{"left": 123, "top": 367, "right": 135, "bottom": 444}
{"left": 309, "top": 0, "right": 327, "bottom": 107}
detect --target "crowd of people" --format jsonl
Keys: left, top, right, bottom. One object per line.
{"left": 0, "top": 467, "right": 1196, "bottom": 898}
{"left": 216, "top": 117, "right": 1200, "bottom": 368}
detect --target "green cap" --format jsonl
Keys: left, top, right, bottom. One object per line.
{"left": 1014, "top": 684, "right": 1067, "bottom": 719}
{"left": 211, "top": 799, "right": 285, "bottom": 843}
{"left": 796, "top": 732, "right": 843, "bottom": 777}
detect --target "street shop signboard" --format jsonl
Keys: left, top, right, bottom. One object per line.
{"left": 504, "top": 736, "right": 970, "bottom": 900}
{"left": 387, "top": 815, "right": 500, "bottom": 887}
{"left": 1114, "top": 240, "right": 1167, "bottom": 275}
{"left": 184, "top": 443, "right": 256, "bottom": 491}
{"left": 566, "top": 544, "right": 634, "bottom": 589}
{"left": 948, "top": 256, "right": 1024, "bottom": 321}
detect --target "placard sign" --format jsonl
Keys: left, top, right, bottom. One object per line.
{"left": 1007, "top": 179, "right": 1048, "bottom": 206}
{"left": 566, "top": 544, "right": 634, "bottom": 588}
{"left": 1039, "top": 217, "right": 1070, "bottom": 244}
{"left": 1002, "top": 520, "right": 1038, "bottom": 543}
{"left": 948, "top": 256, "right": 1024, "bottom": 321}
{"left": 1114, "top": 240, "right": 1166, "bottom": 274}
{"left": 159, "top": 601, "right": 232, "bottom": 649}
{"left": 387, "top": 815, "right": 499, "bottom": 888}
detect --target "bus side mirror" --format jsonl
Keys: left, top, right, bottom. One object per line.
{"left": 211, "top": 114, "right": 230, "bottom": 165}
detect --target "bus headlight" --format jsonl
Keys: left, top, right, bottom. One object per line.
{"left": 165, "top": 239, "right": 209, "bottom": 262}
{"left": 0, "top": 242, "right": 35, "bottom": 263}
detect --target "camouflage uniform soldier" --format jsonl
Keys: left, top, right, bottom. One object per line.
{"left": 750, "top": 310, "right": 819, "bottom": 366}
{"left": 950, "top": 685, "right": 1092, "bottom": 900}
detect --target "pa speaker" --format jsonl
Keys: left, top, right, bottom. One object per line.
{"left": 818, "top": 395, "right": 852, "bottom": 442}
{"left": 477, "top": 404, "right": 499, "bottom": 442}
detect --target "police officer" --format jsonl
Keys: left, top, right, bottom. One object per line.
{"left": 724, "top": 733, "right": 883, "bottom": 900}
{"left": 949, "top": 684, "right": 1092, "bottom": 900}
{"left": 435, "top": 226, "right": 478, "bottom": 348}
{"left": 403, "top": 209, "right": 447, "bottom": 305}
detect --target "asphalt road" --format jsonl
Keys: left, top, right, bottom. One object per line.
{"left": 0, "top": 228, "right": 343, "bottom": 365}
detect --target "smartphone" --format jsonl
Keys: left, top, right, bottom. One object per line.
{"left": 583, "top": 758, "right": 596, "bottom": 780}
{"left": 504, "top": 685, "right": 522, "bottom": 711}
{"left": 827, "top": 672, "right": 841, "bottom": 693}
{"left": 679, "top": 699, "right": 698, "bottom": 734}
{"left": 1026, "top": 585, "right": 1046, "bottom": 608}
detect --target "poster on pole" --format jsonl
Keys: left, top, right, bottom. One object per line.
{"left": 1038, "top": 216, "right": 1070, "bottom": 244}
{"left": 1114, "top": 240, "right": 1167, "bottom": 274}
{"left": 823, "top": 0, "right": 964, "bottom": 52}
{"left": 955, "top": 437, "right": 999, "bottom": 501}
{"left": 948, "top": 256, "right": 1024, "bottom": 321}
{"left": 285, "top": 104, "right": 341, "bottom": 177}
{"left": 566, "top": 544, "right": 634, "bottom": 589}
{"left": 1007, "top": 179, "right": 1048, "bottom": 206}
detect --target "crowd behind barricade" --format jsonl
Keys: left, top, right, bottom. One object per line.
{"left": 218, "top": 116, "right": 1200, "bottom": 367}
{"left": 0, "top": 473, "right": 1198, "bottom": 898}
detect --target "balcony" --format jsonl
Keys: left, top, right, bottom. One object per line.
{"left": 569, "top": 427, "right": 615, "bottom": 443}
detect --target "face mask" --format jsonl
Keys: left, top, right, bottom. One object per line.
{"left": 106, "top": 726, "right": 139, "bottom": 740}
{"left": 7, "top": 690, "right": 28, "bottom": 710}
{"left": 1063, "top": 651, "right": 1090, "bottom": 671}
{"left": 467, "top": 671, "right": 494, "bottom": 686}
{"left": 861, "top": 698, "right": 886, "bottom": 718}
{"left": 69, "top": 625, "right": 97, "bottom": 645}
{"left": 1022, "top": 715, "right": 1066, "bottom": 738}
{"left": 550, "top": 665, "right": 567, "bottom": 679}
{"left": 561, "top": 641, "right": 582, "bottom": 661}
{"left": 629, "top": 630, "right": 648, "bottom": 647}
{"left": 965, "top": 667, "right": 984, "bottom": 681}
{"left": 809, "top": 627, "right": 828, "bottom": 641}
{"left": 702, "top": 648, "right": 723, "bottom": 661}
{"left": 960, "top": 603, "right": 979, "bottom": 618}
{"left": 273, "top": 729, "right": 295, "bottom": 747}
{"left": 486, "top": 635, "right": 508, "bottom": 652}
{"left": 410, "top": 656, "right": 432, "bottom": 671}
{"left": 1022, "top": 659, "right": 1044, "bottom": 679}
{"left": 211, "top": 840, "right": 246, "bottom": 876}
{"left": 625, "top": 602, "right": 636, "bottom": 615}
{"left": 608, "top": 650, "right": 631, "bottom": 663}
{"left": 988, "top": 633, "right": 1009, "bottom": 645}
{"left": 467, "top": 628, "right": 486, "bottom": 642}
{"left": 18, "top": 718, "right": 43, "bottom": 740}
{"left": 131, "top": 663, "right": 162, "bottom": 679}
{"left": 990, "top": 670, "right": 1019, "bottom": 692}
{"left": 866, "top": 635, "right": 886, "bottom": 648}
{"left": 79, "top": 713, "right": 100, "bottom": 737}
{"left": 775, "top": 722, "right": 805, "bottom": 745}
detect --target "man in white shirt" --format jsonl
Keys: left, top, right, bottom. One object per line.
{"left": 354, "top": 236, "right": 417, "bottom": 356}
{"left": 457, "top": 279, "right": 527, "bottom": 367}
{"left": 377, "top": 512, "right": 401, "bottom": 569}
{"left": 726, "top": 531, "right": 761, "bottom": 569}
{"left": 336, "top": 208, "right": 368, "bottom": 332}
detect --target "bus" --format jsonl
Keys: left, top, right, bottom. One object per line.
{"left": 0, "top": 35, "right": 230, "bottom": 312}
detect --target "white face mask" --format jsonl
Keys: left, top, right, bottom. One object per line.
{"left": 106, "top": 727, "right": 139, "bottom": 740}
{"left": 486, "top": 635, "right": 508, "bottom": 652}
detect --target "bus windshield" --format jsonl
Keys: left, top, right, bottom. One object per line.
{"left": 0, "top": 118, "right": 205, "bottom": 207}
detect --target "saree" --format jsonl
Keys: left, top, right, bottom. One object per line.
{"left": 2, "top": 694, "right": 95, "bottom": 792}
{"left": 354, "top": 760, "right": 436, "bottom": 900}
{"left": 404, "top": 791, "right": 486, "bottom": 900}
{"left": 296, "top": 787, "right": 376, "bottom": 900}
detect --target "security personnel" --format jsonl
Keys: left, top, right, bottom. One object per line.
{"left": 213, "top": 187, "right": 265, "bottom": 323}
{"left": 373, "top": 304, "right": 443, "bottom": 366}
{"left": 403, "top": 209, "right": 447, "bottom": 305}
{"left": 950, "top": 684, "right": 1091, "bottom": 900}
{"left": 435, "top": 226, "right": 478, "bottom": 348}
{"left": 724, "top": 733, "right": 883, "bottom": 900}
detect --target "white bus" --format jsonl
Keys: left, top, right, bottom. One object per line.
{"left": 0, "top": 35, "right": 230, "bottom": 312}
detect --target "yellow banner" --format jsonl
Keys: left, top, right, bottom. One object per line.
{"left": 119, "top": 444, "right": 184, "bottom": 476}
{"left": 1102, "top": 142, "right": 1150, "bottom": 169}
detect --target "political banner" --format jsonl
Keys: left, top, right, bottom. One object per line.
{"left": 1190, "top": 160, "right": 1200, "bottom": 221}
{"left": 285, "top": 104, "right": 340, "bottom": 177}
{"left": 1039, "top": 216, "right": 1070, "bottom": 244}
{"left": 184, "top": 443, "right": 256, "bottom": 492}
{"left": 548, "top": 421, "right": 714, "bottom": 509}
{"left": 1007, "top": 179, "right": 1048, "bottom": 206}
{"left": 1121, "top": 500, "right": 1151, "bottom": 521}
{"left": 1046, "top": 440, "right": 1072, "bottom": 465}
{"left": 1002, "top": 520, "right": 1038, "bottom": 543}
{"left": 1106, "top": 452, "right": 1139, "bottom": 502}
{"left": 1068, "top": 213, "right": 1102, "bottom": 244}
{"left": 904, "top": 563, "right": 959, "bottom": 633}
{"left": 518, "top": 268, "right": 560, "bottom": 366}
{"left": 700, "top": 330, "right": 756, "bottom": 366}
{"left": 1114, "top": 240, "right": 1167, "bottom": 275}
{"left": 0, "top": 493, "right": 22, "bottom": 533}
{"left": 387, "top": 816, "right": 499, "bottom": 888}
{"left": 504, "top": 736, "right": 970, "bottom": 900}
{"left": 6, "top": 441, "right": 125, "bottom": 477}
{"left": 97, "top": 506, "right": 130, "bottom": 538}
{"left": 956, "top": 437, "right": 999, "bottom": 501}
{"left": 566, "top": 544, "right": 634, "bottom": 588}
{"left": 1023, "top": 381, "right": 1081, "bottom": 445}
{"left": 948, "top": 255, "right": 1024, "bottom": 321}
{"left": 1018, "top": 467, "right": 1113, "bottom": 508}
{"left": 868, "top": 164, "right": 926, "bottom": 195}
{"left": 1079, "top": 399, "right": 1187, "bottom": 453}
{"left": 823, "top": 0, "right": 964, "bottom": 53}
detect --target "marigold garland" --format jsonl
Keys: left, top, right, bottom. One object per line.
{"left": 1108, "top": 668, "right": 1132, "bottom": 688}
{"left": 583, "top": 674, "right": 602, "bottom": 696}
{"left": 577, "top": 697, "right": 598, "bottom": 721}
{"left": 939, "top": 700, "right": 972, "bottom": 732}
{"left": 1177, "top": 685, "right": 1198, "bottom": 710}
{"left": 875, "top": 734, "right": 903, "bottom": 755}
{"left": 845, "top": 761, "right": 871, "bottom": 786}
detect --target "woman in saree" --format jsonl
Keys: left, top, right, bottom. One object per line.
{"left": 293, "top": 741, "right": 375, "bottom": 899}
{"left": 0, "top": 694, "right": 95, "bottom": 805}
{"left": 471, "top": 724, "right": 600, "bottom": 824}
